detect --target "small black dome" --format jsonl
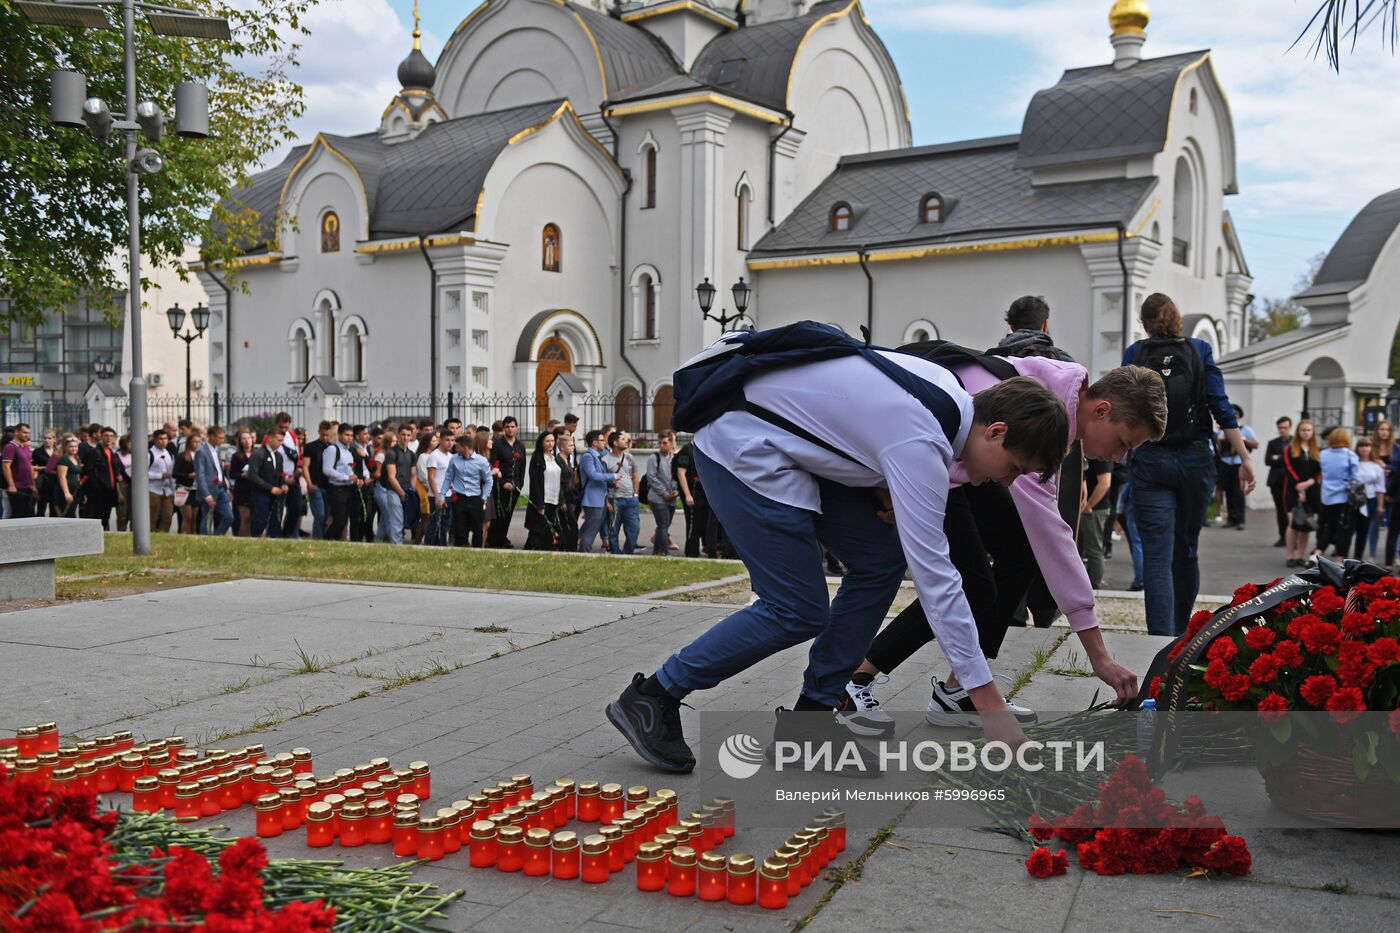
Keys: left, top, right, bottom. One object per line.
{"left": 397, "top": 48, "right": 435, "bottom": 91}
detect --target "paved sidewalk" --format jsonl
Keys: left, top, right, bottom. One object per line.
{"left": 4, "top": 576, "right": 1396, "bottom": 931}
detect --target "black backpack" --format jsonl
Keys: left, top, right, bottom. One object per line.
{"left": 1132, "top": 336, "right": 1206, "bottom": 446}
{"left": 896, "top": 339, "right": 1019, "bottom": 382}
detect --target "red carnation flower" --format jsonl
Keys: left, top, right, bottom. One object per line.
{"left": 1299, "top": 621, "right": 1342, "bottom": 657}
{"left": 1232, "top": 582, "right": 1260, "bottom": 606}
{"left": 1310, "top": 587, "right": 1345, "bottom": 616}
{"left": 1325, "top": 687, "right": 1366, "bottom": 724}
{"left": 1221, "top": 674, "right": 1251, "bottom": 702}
{"left": 1248, "top": 653, "right": 1281, "bottom": 685}
{"left": 1243, "top": 626, "right": 1275, "bottom": 650}
{"left": 1299, "top": 675, "right": 1337, "bottom": 708}
{"left": 1371, "top": 598, "right": 1400, "bottom": 622}
{"left": 1028, "top": 813, "right": 1055, "bottom": 842}
{"left": 1025, "top": 846, "right": 1069, "bottom": 878}
{"left": 1204, "top": 657, "right": 1231, "bottom": 689}
{"left": 1207, "top": 638, "right": 1239, "bottom": 663}
{"left": 1367, "top": 637, "right": 1400, "bottom": 665}
{"left": 1272, "top": 639, "right": 1304, "bottom": 668}
{"left": 1340, "top": 612, "right": 1377, "bottom": 638}
{"left": 1202, "top": 835, "right": 1252, "bottom": 875}
{"left": 1257, "top": 692, "right": 1289, "bottom": 723}
{"left": 1148, "top": 676, "right": 1163, "bottom": 701}
{"left": 1186, "top": 609, "right": 1214, "bottom": 639}
{"left": 1286, "top": 613, "right": 1322, "bottom": 639}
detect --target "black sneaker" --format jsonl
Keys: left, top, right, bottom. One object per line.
{"left": 835, "top": 676, "right": 897, "bottom": 739}
{"left": 926, "top": 676, "right": 1038, "bottom": 727}
{"left": 606, "top": 673, "right": 695, "bottom": 773}
{"left": 765, "top": 707, "right": 883, "bottom": 778}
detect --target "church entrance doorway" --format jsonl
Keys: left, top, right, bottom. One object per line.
{"left": 535, "top": 336, "right": 572, "bottom": 426}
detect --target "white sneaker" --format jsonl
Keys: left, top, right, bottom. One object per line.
{"left": 836, "top": 675, "right": 897, "bottom": 738}
{"left": 926, "top": 675, "right": 1038, "bottom": 727}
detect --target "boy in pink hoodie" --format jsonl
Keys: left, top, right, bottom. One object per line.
{"left": 837, "top": 358, "right": 1166, "bottom": 735}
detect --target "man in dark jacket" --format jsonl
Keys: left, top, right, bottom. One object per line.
{"left": 995, "top": 295, "right": 1076, "bottom": 363}
{"left": 80, "top": 427, "right": 127, "bottom": 529}
{"left": 487, "top": 415, "right": 526, "bottom": 547}
{"left": 246, "top": 427, "right": 288, "bottom": 538}
{"left": 1264, "top": 415, "right": 1293, "bottom": 546}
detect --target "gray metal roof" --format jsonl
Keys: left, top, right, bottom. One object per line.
{"left": 749, "top": 135, "right": 1157, "bottom": 258}
{"left": 688, "top": 0, "right": 846, "bottom": 111}
{"left": 212, "top": 144, "right": 308, "bottom": 254}
{"left": 212, "top": 101, "right": 564, "bottom": 252}
{"left": 1217, "top": 323, "right": 1347, "bottom": 365}
{"left": 568, "top": 2, "right": 684, "bottom": 100}
{"left": 1015, "top": 51, "right": 1207, "bottom": 170}
{"left": 1295, "top": 187, "right": 1400, "bottom": 299}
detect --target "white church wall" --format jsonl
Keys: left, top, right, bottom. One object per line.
{"left": 1337, "top": 225, "right": 1400, "bottom": 389}
{"left": 786, "top": 10, "right": 909, "bottom": 216}
{"left": 434, "top": 0, "right": 603, "bottom": 120}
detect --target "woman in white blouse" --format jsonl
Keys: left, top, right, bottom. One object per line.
{"left": 524, "top": 431, "right": 565, "bottom": 550}
{"left": 1354, "top": 436, "right": 1387, "bottom": 561}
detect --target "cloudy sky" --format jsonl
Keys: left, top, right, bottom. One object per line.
{"left": 276, "top": 0, "right": 1400, "bottom": 301}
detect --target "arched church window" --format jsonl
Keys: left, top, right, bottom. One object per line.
{"left": 1216, "top": 246, "right": 1223, "bottom": 277}
{"left": 641, "top": 273, "right": 657, "bottom": 339}
{"left": 737, "top": 184, "right": 751, "bottom": 250}
{"left": 643, "top": 146, "right": 657, "bottom": 209}
{"left": 830, "top": 202, "right": 852, "bottom": 232}
{"left": 342, "top": 320, "right": 367, "bottom": 383}
{"left": 320, "top": 211, "right": 340, "bottom": 253}
{"left": 615, "top": 385, "right": 642, "bottom": 434}
{"left": 652, "top": 384, "right": 675, "bottom": 432}
{"left": 542, "top": 224, "right": 561, "bottom": 272}
{"left": 1189, "top": 88, "right": 1198, "bottom": 115}
{"left": 919, "top": 193, "right": 944, "bottom": 224}
{"left": 289, "top": 320, "right": 313, "bottom": 385}
{"left": 1172, "top": 157, "right": 1193, "bottom": 267}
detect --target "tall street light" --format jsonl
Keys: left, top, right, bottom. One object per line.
{"left": 19, "top": 0, "right": 228, "bottom": 556}
{"left": 166, "top": 302, "right": 209, "bottom": 421}
{"left": 694, "top": 276, "right": 752, "bottom": 332}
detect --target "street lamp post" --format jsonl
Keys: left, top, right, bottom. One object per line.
{"left": 19, "top": 0, "right": 228, "bottom": 556}
{"left": 694, "top": 276, "right": 752, "bottom": 332}
{"left": 166, "top": 302, "right": 209, "bottom": 422}
{"left": 93, "top": 356, "right": 116, "bottom": 380}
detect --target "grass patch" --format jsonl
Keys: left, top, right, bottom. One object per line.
{"left": 1048, "top": 649, "right": 1096, "bottom": 678}
{"left": 60, "top": 534, "right": 737, "bottom": 598}
{"left": 472, "top": 625, "right": 509, "bottom": 634}
{"left": 1006, "top": 632, "right": 1070, "bottom": 698}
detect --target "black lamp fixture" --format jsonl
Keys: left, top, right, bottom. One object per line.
{"left": 93, "top": 356, "right": 116, "bottom": 380}
{"left": 695, "top": 276, "right": 751, "bottom": 332}
{"left": 167, "top": 302, "right": 209, "bottom": 421}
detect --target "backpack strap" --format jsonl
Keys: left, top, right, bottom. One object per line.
{"left": 743, "top": 402, "right": 864, "bottom": 467}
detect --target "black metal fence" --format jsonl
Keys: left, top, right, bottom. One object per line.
{"left": 114, "top": 393, "right": 305, "bottom": 439}
{"left": 0, "top": 399, "right": 88, "bottom": 434}
{"left": 335, "top": 391, "right": 676, "bottom": 439}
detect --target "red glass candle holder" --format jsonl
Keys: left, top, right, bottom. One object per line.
{"left": 393, "top": 811, "right": 420, "bottom": 856}
{"left": 614, "top": 816, "right": 639, "bottom": 862}
{"left": 727, "top": 854, "right": 757, "bottom": 905}
{"left": 482, "top": 785, "right": 504, "bottom": 814}
{"left": 36, "top": 752, "right": 58, "bottom": 784}
{"left": 13, "top": 758, "right": 40, "bottom": 784}
{"left": 366, "top": 800, "right": 393, "bottom": 844}
{"left": 667, "top": 846, "right": 697, "bottom": 897}
{"left": 807, "top": 825, "right": 831, "bottom": 868}
{"left": 497, "top": 826, "right": 525, "bottom": 872}
{"left": 132, "top": 776, "right": 159, "bottom": 812}
{"left": 15, "top": 727, "right": 40, "bottom": 758}
{"left": 776, "top": 846, "right": 802, "bottom": 896}
{"left": 758, "top": 858, "right": 789, "bottom": 910}
{"left": 156, "top": 769, "right": 181, "bottom": 810}
{"left": 175, "top": 783, "right": 202, "bottom": 821}
{"left": 552, "top": 777, "right": 575, "bottom": 820}
{"left": 339, "top": 805, "right": 367, "bottom": 847}
{"left": 39, "top": 722, "right": 61, "bottom": 754}
{"left": 599, "top": 826, "right": 625, "bottom": 873}
{"left": 581, "top": 834, "right": 610, "bottom": 884}
{"left": 678, "top": 819, "right": 704, "bottom": 852}
{"left": 635, "top": 843, "right": 666, "bottom": 892}
{"left": 715, "top": 796, "right": 736, "bottom": 838}
{"left": 469, "top": 820, "right": 498, "bottom": 868}
{"left": 274, "top": 787, "right": 299, "bottom": 829}
{"left": 255, "top": 794, "right": 283, "bottom": 838}
{"left": 552, "top": 831, "right": 580, "bottom": 880}
{"left": 600, "top": 783, "right": 624, "bottom": 824}
{"left": 417, "top": 817, "right": 445, "bottom": 861}
{"left": 408, "top": 761, "right": 431, "bottom": 800}
{"left": 219, "top": 773, "right": 243, "bottom": 811}
{"left": 306, "top": 803, "right": 334, "bottom": 848}
{"left": 290, "top": 747, "right": 313, "bottom": 774}
{"left": 576, "top": 781, "right": 601, "bottom": 822}
{"left": 73, "top": 760, "right": 96, "bottom": 794}
{"left": 118, "top": 754, "right": 143, "bottom": 792}
{"left": 439, "top": 808, "right": 463, "bottom": 854}
{"left": 698, "top": 852, "right": 727, "bottom": 901}
{"left": 655, "top": 788, "right": 677, "bottom": 821}
{"left": 523, "top": 828, "right": 552, "bottom": 876}
{"left": 50, "top": 766, "right": 76, "bottom": 790}
{"left": 511, "top": 773, "right": 533, "bottom": 804}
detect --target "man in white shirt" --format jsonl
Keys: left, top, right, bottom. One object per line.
{"left": 425, "top": 431, "right": 455, "bottom": 545}
{"left": 275, "top": 412, "right": 303, "bottom": 539}
{"left": 607, "top": 349, "right": 1070, "bottom": 774}
{"left": 147, "top": 428, "right": 176, "bottom": 533}
{"left": 322, "top": 422, "right": 359, "bottom": 541}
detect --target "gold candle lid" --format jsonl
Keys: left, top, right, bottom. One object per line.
{"left": 760, "top": 856, "right": 789, "bottom": 878}
{"left": 700, "top": 851, "right": 727, "bottom": 871}
{"left": 511, "top": 773, "right": 532, "bottom": 787}
{"left": 239, "top": 742, "right": 259, "bottom": 755}
{"left": 436, "top": 807, "right": 460, "bottom": 825}
{"left": 342, "top": 788, "right": 366, "bottom": 804}
{"left": 367, "top": 799, "right": 393, "bottom": 816}
{"left": 323, "top": 793, "right": 346, "bottom": 810}
{"left": 119, "top": 754, "right": 144, "bottom": 769}
{"left": 175, "top": 782, "right": 201, "bottom": 797}
{"left": 600, "top": 782, "right": 623, "bottom": 799}
{"left": 467, "top": 794, "right": 489, "bottom": 810}
{"left": 469, "top": 820, "right": 497, "bottom": 839}
{"left": 488, "top": 813, "right": 513, "bottom": 828}
{"left": 613, "top": 816, "right": 636, "bottom": 833}
{"left": 295, "top": 779, "right": 317, "bottom": 796}
{"left": 670, "top": 845, "right": 697, "bottom": 866}
{"left": 775, "top": 845, "right": 801, "bottom": 867}
{"left": 133, "top": 775, "right": 159, "bottom": 791}
{"left": 362, "top": 780, "right": 383, "bottom": 797}
{"left": 51, "top": 766, "right": 75, "bottom": 782}
{"left": 576, "top": 780, "right": 600, "bottom": 796}
{"left": 636, "top": 841, "right": 664, "bottom": 862}
{"left": 553, "top": 776, "right": 575, "bottom": 791}
{"left": 95, "top": 735, "right": 117, "bottom": 748}
{"left": 653, "top": 833, "right": 677, "bottom": 851}
{"left": 551, "top": 830, "right": 578, "bottom": 850}
{"left": 395, "top": 793, "right": 420, "bottom": 809}
{"left": 409, "top": 760, "right": 430, "bottom": 775}
{"left": 665, "top": 824, "right": 687, "bottom": 841}
{"left": 272, "top": 751, "right": 294, "bottom": 765}
{"left": 334, "top": 768, "right": 354, "bottom": 783}
{"left": 341, "top": 802, "right": 366, "bottom": 818}
{"left": 727, "top": 852, "right": 756, "bottom": 874}
{"left": 393, "top": 767, "right": 414, "bottom": 782}
{"left": 598, "top": 825, "right": 623, "bottom": 844}
{"left": 498, "top": 825, "right": 525, "bottom": 845}
{"left": 581, "top": 834, "right": 609, "bottom": 856}
{"left": 378, "top": 773, "right": 401, "bottom": 791}
{"left": 227, "top": 771, "right": 247, "bottom": 786}
{"left": 74, "top": 759, "right": 96, "bottom": 775}
{"left": 38, "top": 722, "right": 59, "bottom": 732}
{"left": 157, "top": 768, "right": 181, "bottom": 783}
{"left": 270, "top": 768, "right": 295, "bottom": 785}
{"left": 37, "top": 752, "right": 59, "bottom": 766}
{"left": 252, "top": 765, "right": 275, "bottom": 779}
{"left": 418, "top": 815, "right": 442, "bottom": 831}
{"left": 316, "top": 776, "right": 339, "bottom": 792}
{"left": 307, "top": 802, "right": 334, "bottom": 821}
{"left": 394, "top": 809, "right": 420, "bottom": 826}
{"left": 370, "top": 757, "right": 391, "bottom": 772}
{"left": 483, "top": 785, "right": 504, "bottom": 801}
{"left": 655, "top": 788, "right": 677, "bottom": 805}
{"left": 16, "top": 726, "right": 39, "bottom": 738}
{"left": 291, "top": 747, "right": 312, "bottom": 760}
{"left": 679, "top": 818, "right": 702, "bottom": 837}
{"left": 626, "top": 784, "right": 649, "bottom": 800}
{"left": 620, "top": 808, "right": 645, "bottom": 823}
{"left": 94, "top": 754, "right": 117, "bottom": 768}
{"left": 353, "top": 763, "right": 375, "bottom": 779}
{"left": 525, "top": 827, "right": 552, "bottom": 847}
{"left": 277, "top": 787, "right": 300, "bottom": 804}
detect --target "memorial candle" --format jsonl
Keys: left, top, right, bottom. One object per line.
{"left": 255, "top": 793, "right": 283, "bottom": 838}
{"left": 12, "top": 758, "right": 39, "bottom": 784}
{"left": 393, "top": 810, "right": 420, "bottom": 857}
{"left": 726, "top": 853, "right": 756, "bottom": 905}
{"left": 417, "top": 816, "right": 445, "bottom": 861}
{"left": 157, "top": 769, "right": 181, "bottom": 810}
{"left": 599, "top": 825, "right": 625, "bottom": 873}
{"left": 576, "top": 781, "right": 601, "bottom": 822}
{"left": 496, "top": 826, "right": 525, "bottom": 872}
{"left": 132, "top": 776, "right": 159, "bottom": 812}
{"left": 240, "top": 741, "right": 260, "bottom": 762}
{"left": 615, "top": 815, "right": 640, "bottom": 861}
{"left": 278, "top": 787, "right": 302, "bottom": 830}
{"left": 823, "top": 809, "right": 847, "bottom": 854}
{"left": 483, "top": 785, "right": 505, "bottom": 813}
{"left": 323, "top": 794, "right": 346, "bottom": 839}
{"left": 601, "top": 783, "right": 628, "bottom": 822}
{"left": 118, "top": 754, "right": 143, "bottom": 792}
{"left": 339, "top": 803, "right": 367, "bottom": 847}
{"left": 14, "top": 727, "right": 39, "bottom": 758}
{"left": 553, "top": 777, "right": 576, "bottom": 820}
{"left": 775, "top": 846, "right": 802, "bottom": 896}
{"left": 220, "top": 771, "right": 244, "bottom": 811}
{"left": 291, "top": 747, "right": 313, "bottom": 774}
{"left": 678, "top": 819, "right": 704, "bottom": 852}
{"left": 468, "top": 820, "right": 498, "bottom": 868}
{"left": 50, "top": 766, "right": 75, "bottom": 790}
{"left": 73, "top": 759, "right": 96, "bottom": 795}
{"left": 38, "top": 722, "right": 60, "bottom": 754}
{"left": 698, "top": 852, "right": 727, "bottom": 901}
{"left": 362, "top": 780, "right": 384, "bottom": 802}
{"left": 715, "top": 796, "right": 736, "bottom": 838}
{"left": 581, "top": 834, "right": 610, "bottom": 884}
{"left": 758, "top": 857, "right": 789, "bottom": 910}
{"left": 667, "top": 846, "right": 698, "bottom": 897}
{"left": 511, "top": 774, "right": 533, "bottom": 803}
{"left": 551, "top": 831, "right": 580, "bottom": 880}
{"left": 409, "top": 761, "right": 431, "bottom": 800}
{"left": 437, "top": 807, "right": 463, "bottom": 854}
{"left": 353, "top": 763, "right": 375, "bottom": 787}
{"left": 175, "top": 783, "right": 203, "bottom": 821}
{"left": 522, "top": 828, "right": 552, "bottom": 876}
{"left": 655, "top": 788, "right": 677, "bottom": 822}
{"left": 635, "top": 842, "right": 666, "bottom": 892}
{"left": 306, "top": 802, "right": 334, "bottom": 848}
{"left": 36, "top": 752, "right": 58, "bottom": 783}
{"left": 367, "top": 800, "right": 394, "bottom": 844}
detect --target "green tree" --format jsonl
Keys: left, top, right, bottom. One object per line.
{"left": 0, "top": 0, "right": 317, "bottom": 330}
{"left": 1247, "top": 251, "right": 1327, "bottom": 343}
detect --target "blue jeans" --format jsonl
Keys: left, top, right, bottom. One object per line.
{"left": 308, "top": 487, "right": 326, "bottom": 539}
{"left": 1131, "top": 442, "right": 1215, "bottom": 636}
{"left": 579, "top": 506, "right": 606, "bottom": 552}
{"left": 1120, "top": 484, "right": 1144, "bottom": 588}
{"left": 650, "top": 495, "right": 676, "bottom": 554}
{"left": 657, "top": 447, "right": 906, "bottom": 707}
{"left": 200, "top": 487, "right": 234, "bottom": 536}
{"left": 374, "top": 484, "right": 404, "bottom": 544}
{"left": 251, "top": 491, "right": 283, "bottom": 538}
{"left": 608, "top": 497, "right": 641, "bottom": 555}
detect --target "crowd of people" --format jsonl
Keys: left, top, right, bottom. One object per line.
{"left": 0, "top": 410, "right": 740, "bottom": 557}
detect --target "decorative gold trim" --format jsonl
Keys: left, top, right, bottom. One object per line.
{"left": 444, "top": 0, "right": 493, "bottom": 50}
{"left": 227, "top": 254, "right": 285, "bottom": 270}
{"left": 1161, "top": 53, "right": 1209, "bottom": 151}
{"left": 566, "top": 6, "right": 611, "bottom": 100}
{"left": 354, "top": 234, "right": 477, "bottom": 255}
{"left": 606, "top": 92, "right": 785, "bottom": 124}
{"left": 526, "top": 308, "right": 605, "bottom": 365}
{"left": 784, "top": 0, "right": 859, "bottom": 110}
{"left": 507, "top": 100, "right": 573, "bottom": 146}
{"left": 620, "top": 1, "right": 737, "bottom": 29}
{"left": 746, "top": 231, "right": 1122, "bottom": 270}
{"left": 1131, "top": 196, "right": 1160, "bottom": 236}
{"left": 275, "top": 134, "right": 371, "bottom": 255}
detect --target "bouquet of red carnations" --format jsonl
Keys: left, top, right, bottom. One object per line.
{"left": 1024, "top": 756, "right": 1250, "bottom": 878}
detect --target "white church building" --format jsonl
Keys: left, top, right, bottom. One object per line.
{"left": 201, "top": 0, "right": 1253, "bottom": 428}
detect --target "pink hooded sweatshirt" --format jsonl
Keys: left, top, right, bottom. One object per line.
{"left": 947, "top": 355, "right": 1098, "bottom": 633}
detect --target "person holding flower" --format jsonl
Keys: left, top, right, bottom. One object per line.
{"left": 1281, "top": 418, "right": 1321, "bottom": 568}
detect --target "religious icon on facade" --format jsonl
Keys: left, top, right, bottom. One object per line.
{"left": 321, "top": 211, "right": 340, "bottom": 253}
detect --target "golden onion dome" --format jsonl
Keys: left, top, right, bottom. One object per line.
{"left": 1109, "top": 0, "right": 1150, "bottom": 36}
